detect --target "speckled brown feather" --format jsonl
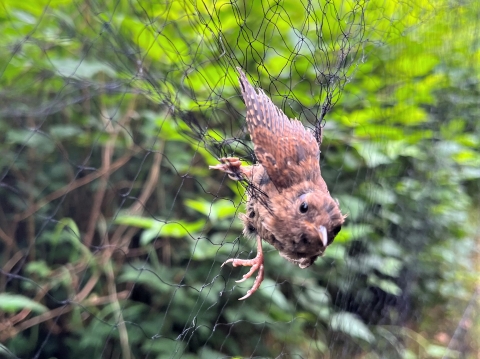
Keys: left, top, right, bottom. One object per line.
{"left": 209, "top": 68, "right": 345, "bottom": 299}
{"left": 238, "top": 69, "right": 327, "bottom": 192}
{"left": 235, "top": 68, "right": 344, "bottom": 265}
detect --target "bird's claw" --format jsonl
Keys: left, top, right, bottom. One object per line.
{"left": 209, "top": 157, "right": 243, "bottom": 181}
{"left": 221, "top": 239, "right": 264, "bottom": 300}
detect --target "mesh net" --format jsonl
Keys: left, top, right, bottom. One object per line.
{"left": 1, "top": 0, "right": 479, "bottom": 358}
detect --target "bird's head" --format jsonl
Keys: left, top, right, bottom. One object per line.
{"left": 261, "top": 185, "right": 345, "bottom": 268}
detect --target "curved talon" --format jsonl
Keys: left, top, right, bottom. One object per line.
{"left": 209, "top": 157, "right": 244, "bottom": 181}
{"left": 237, "top": 263, "right": 264, "bottom": 300}
{"left": 235, "top": 263, "right": 261, "bottom": 283}
{"left": 221, "top": 235, "right": 264, "bottom": 300}
{"left": 221, "top": 258, "right": 233, "bottom": 267}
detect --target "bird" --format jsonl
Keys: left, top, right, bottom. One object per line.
{"left": 209, "top": 68, "right": 345, "bottom": 300}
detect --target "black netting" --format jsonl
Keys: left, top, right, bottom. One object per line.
{"left": 0, "top": 0, "right": 479, "bottom": 358}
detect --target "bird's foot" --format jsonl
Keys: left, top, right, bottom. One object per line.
{"left": 222, "top": 235, "right": 264, "bottom": 300}
{"left": 209, "top": 157, "right": 243, "bottom": 181}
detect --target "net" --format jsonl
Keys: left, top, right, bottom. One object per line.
{"left": 0, "top": 0, "right": 479, "bottom": 358}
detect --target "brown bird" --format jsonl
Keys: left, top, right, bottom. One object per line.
{"left": 210, "top": 68, "right": 345, "bottom": 300}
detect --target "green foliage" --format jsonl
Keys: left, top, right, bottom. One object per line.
{"left": 0, "top": 0, "right": 479, "bottom": 358}
{"left": 0, "top": 294, "right": 48, "bottom": 314}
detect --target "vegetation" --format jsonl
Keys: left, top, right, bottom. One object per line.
{"left": 0, "top": 0, "right": 478, "bottom": 358}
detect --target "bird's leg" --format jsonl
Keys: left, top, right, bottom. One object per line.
{"left": 222, "top": 234, "right": 264, "bottom": 300}
{"left": 209, "top": 157, "right": 252, "bottom": 181}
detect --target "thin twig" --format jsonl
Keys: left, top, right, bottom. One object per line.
{"left": 15, "top": 152, "right": 135, "bottom": 222}
{"left": 3, "top": 291, "right": 130, "bottom": 340}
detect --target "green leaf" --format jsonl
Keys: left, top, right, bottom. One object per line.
{"left": 330, "top": 312, "right": 374, "bottom": 343}
{"left": 337, "top": 224, "right": 374, "bottom": 242}
{"left": 353, "top": 142, "right": 392, "bottom": 167}
{"left": 425, "top": 344, "right": 450, "bottom": 358}
{"left": 50, "top": 125, "right": 83, "bottom": 139}
{"left": 10, "top": 10, "right": 36, "bottom": 24}
{"left": 190, "top": 236, "right": 223, "bottom": 261}
{"left": 364, "top": 183, "right": 397, "bottom": 205}
{"left": 368, "top": 275, "right": 402, "bottom": 296}
{"left": 0, "top": 294, "right": 48, "bottom": 314}
{"left": 116, "top": 216, "right": 205, "bottom": 245}
{"left": 118, "top": 265, "right": 172, "bottom": 293}
{"left": 115, "top": 216, "right": 155, "bottom": 228}
{"left": 50, "top": 58, "right": 117, "bottom": 79}
{"left": 261, "top": 279, "right": 291, "bottom": 310}
{"left": 336, "top": 195, "right": 366, "bottom": 221}
{"left": 25, "top": 260, "right": 52, "bottom": 278}
{"left": 185, "top": 198, "right": 238, "bottom": 222}
{"left": 143, "top": 220, "right": 205, "bottom": 245}
{"left": 6, "top": 129, "right": 55, "bottom": 155}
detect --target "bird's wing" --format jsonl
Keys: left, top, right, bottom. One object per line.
{"left": 238, "top": 68, "right": 321, "bottom": 190}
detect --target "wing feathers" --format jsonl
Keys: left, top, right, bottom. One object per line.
{"left": 237, "top": 68, "right": 321, "bottom": 189}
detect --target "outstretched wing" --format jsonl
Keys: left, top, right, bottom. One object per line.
{"left": 237, "top": 68, "right": 321, "bottom": 190}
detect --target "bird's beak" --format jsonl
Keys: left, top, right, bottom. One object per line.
{"left": 318, "top": 225, "right": 328, "bottom": 247}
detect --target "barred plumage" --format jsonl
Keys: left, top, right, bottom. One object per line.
{"left": 210, "top": 68, "right": 345, "bottom": 300}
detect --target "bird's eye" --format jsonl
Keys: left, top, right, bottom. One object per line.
{"left": 299, "top": 202, "right": 309, "bottom": 213}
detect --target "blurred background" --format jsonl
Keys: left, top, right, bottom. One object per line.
{"left": 0, "top": 0, "right": 479, "bottom": 358}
